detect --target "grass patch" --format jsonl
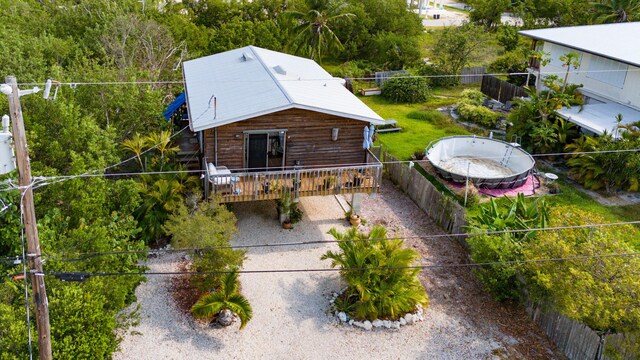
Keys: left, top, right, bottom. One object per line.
{"left": 362, "top": 95, "right": 471, "bottom": 160}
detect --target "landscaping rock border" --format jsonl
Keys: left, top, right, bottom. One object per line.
{"left": 328, "top": 290, "right": 425, "bottom": 331}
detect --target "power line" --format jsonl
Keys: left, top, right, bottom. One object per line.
{"left": 12, "top": 147, "right": 639, "bottom": 187}
{"left": 38, "top": 220, "right": 640, "bottom": 263}
{"left": 14, "top": 68, "right": 640, "bottom": 87}
{"left": 5, "top": 251, "right": 638, "bottom": 281}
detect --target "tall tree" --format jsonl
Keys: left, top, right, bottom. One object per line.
{"left": 286, "top": 0, "right": 354, "bottom": 61}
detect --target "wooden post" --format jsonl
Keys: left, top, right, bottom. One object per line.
{"left": 5, "top": 76, "right": 52, "bottom": 360}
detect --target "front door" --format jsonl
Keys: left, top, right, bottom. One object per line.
{"left": 247, "top": 133, "right": 268, "bottom": 170}
{"left": 244, "top": 130, "right": 287, "bottom": 171}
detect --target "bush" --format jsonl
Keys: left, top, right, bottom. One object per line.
{"left": 488, "top": 50, "right": 531, "bottom": 86}
{"left": 322, "top": 225, "right": 428, "bottom": 320}
{"left": 381, "top": 75, "right": 430, "bottom": 103}
{"left": 366, "top": 31, "right": 421, "bottom": 69}
{"left": 457, "top": 103, "right": 501, "bottom": 128}
{"left": 460, "top": 89, "right": 485, "bottom": 106}
{"left": 332, "top": 60, "right": 378, "bottom": 79}
{"left": 164, "top": 200, "right": 245, "bottom": 290}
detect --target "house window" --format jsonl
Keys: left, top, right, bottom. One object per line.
{"left": 586, "top": 55, "right": 628, "bottom": 88}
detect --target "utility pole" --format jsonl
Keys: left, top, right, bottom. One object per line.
{"left": 5, "top": 75, "right": 52, "bottom": 360}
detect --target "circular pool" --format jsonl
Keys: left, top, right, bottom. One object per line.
{"left": 425, "top": 136, "right": 535, "bottom": 189}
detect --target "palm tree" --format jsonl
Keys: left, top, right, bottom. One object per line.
{"left": 147, "top": 130, "right": 180, "bottom": 171}
{"left": 286, "top": 0, "right": 354, "bottom": 61}
{"left": 121, "top": 133, "right": 149, "bottom": 170}
{"left": 322, "top": 225, "right": 428, "bottom": 320}
{"left": 591, "top": 0, "right": 640, "bottom": 23}
{"left": 191, "top": 270, "right": 253, "bottom": 329}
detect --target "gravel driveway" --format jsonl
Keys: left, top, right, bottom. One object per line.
{"left": 114, "top": 180, "right": 563, "bottom": 359}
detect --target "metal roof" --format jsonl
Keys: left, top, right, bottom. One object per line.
{"left": 519, "top": 22, "right": 640, "bottom": 67}
{"left": 182, "top": 46, "right": 385, "bottom": 132}
{"left": 558, "top": 103, "right": 640, "bottom": 137}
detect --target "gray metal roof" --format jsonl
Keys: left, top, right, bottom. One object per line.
{"left": 182, "top": 46, "right": 385, "bottom": 132}
{"left": 558, "top": 102, "right": 640, "bottom": 137}
{"left": 519, "top": 22, "right": 640, "bottom": 67}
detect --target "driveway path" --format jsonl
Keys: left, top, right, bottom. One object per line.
{"left": 115, "top": 181, "right": 563, "bottom": 359}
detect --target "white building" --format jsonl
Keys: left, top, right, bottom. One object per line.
{"left": 520, "top": 22, "right": 640, "bottom": 137}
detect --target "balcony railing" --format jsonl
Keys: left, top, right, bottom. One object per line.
{"left": 206, "top": 150, "right": 382, "bottom": 203}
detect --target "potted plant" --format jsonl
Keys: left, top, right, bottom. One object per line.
{"left": 349, "top": 214, "right": 362, "bottom": 226}
{"left": 277, "top": 189, "right": 292, "bottom": 225}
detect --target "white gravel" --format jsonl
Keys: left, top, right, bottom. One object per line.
{"left": 114, "top": 195, "right": 510, "bottom": 359}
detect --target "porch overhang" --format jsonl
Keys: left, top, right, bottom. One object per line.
{"left": 557, "top": 102, "right": 640, "bottom": 138}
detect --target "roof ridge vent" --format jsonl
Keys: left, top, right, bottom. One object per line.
{"left": 241, "top": 52, "right": 254, "bottom": 62}
{"left": 273, "top": 65, "right": 287, "bottom": 75}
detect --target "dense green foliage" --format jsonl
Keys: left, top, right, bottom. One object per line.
{"left": 164, "top": 200, "right": 244, "bottom": 291}
{"left": 508, "top": 73, "right": 583, "bottom": 154}
{"left": 565, "top": 129, "right": 640, "bottom": 192}
{"left": 456, "top": 89, "right": 501, "bottom": 128}
{"left": 322, "top": 225, "right": 428, "bottom": 320}
{"left": 524, "top": 206, "right": 640, "bottom": 333}
{"left": 381, "top": 75, "right": 430, "bottom": 103}
{"left": 467, "top": 194, "right": 549, "bottom": 300}
{"left": 430, "top": 23, "right": 489, "bottom": 81}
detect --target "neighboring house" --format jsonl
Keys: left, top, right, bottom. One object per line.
{"left": 520, "top": 22, "right": 640, "bottom": 138}
{"left": 180, "top": 46, "right": 386, "bottom": 202}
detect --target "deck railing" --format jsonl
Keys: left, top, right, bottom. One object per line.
{"left": 207, "top": 150, "right": 382, "bottom": 202}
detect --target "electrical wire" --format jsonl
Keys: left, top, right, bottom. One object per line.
{"left": 16, "top": 251, "right": 640, "bottom": 280}
{"left": 39, "top": 220, "right": 640, "bottom": 263}
{"left": 19, "top": 147, "right": 640, "bottom": 184}
{"left": 14, "top": 67, "right": 640, "bottom": 87}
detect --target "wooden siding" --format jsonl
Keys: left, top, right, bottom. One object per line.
{"left": 203, "top": 108, "right": 369, "bottom": 170}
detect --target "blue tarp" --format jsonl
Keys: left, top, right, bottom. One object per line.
{"left": 163, "top": 92, "right": 186, "bottom": 121}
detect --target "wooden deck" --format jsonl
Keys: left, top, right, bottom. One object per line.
{"left": 208, "top": 164, "right": 381, "bottom": 203}
{"left": 206, "top": 151, "right": 383, "bottom": 203}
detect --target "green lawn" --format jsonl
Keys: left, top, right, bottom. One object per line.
{"left": 361, "top": 93, "right": 472, "bottom": 160}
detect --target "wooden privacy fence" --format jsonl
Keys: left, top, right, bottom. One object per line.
{"left": 374, "top": 70, "right": 408, "bottom": 87}
{"left": 382, "top": 149, "right": 635, "bottom": 360}
{"left": 481, "top": 75, "right": 526, "bottom": 103}
{"left": 460, "top": 67, "right": 485, "bottom": 85}
{"left": 527, "top": 301, "right": 635, "bottom": 360}
{"left": 382, "top": 151, "right": 467, "bottom": 246}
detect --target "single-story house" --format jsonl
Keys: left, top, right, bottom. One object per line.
{"left": 181, "top": 46, "right": 386, "bottom": 202}
{"left": 520, "top": 22, "right": 640, "bottom": 138}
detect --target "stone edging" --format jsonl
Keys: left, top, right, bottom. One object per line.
{"left": 329, "top": 290, "right": 425, "bottom": 331}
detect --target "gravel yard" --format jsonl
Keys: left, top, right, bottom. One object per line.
{"left": 114, "top": 180, "right": 563, "bottom": 360}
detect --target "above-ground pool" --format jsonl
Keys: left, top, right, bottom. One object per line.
{"left": 425, "top": 136, "right": 535, "bottom": 189}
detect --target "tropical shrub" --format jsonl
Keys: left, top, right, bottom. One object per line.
{"left": 457, "top": 103, "right": 501, "bottom": 128}
{"left": 321, "top": 225, "right": 428, "bottom": 320}
{"left": 496, "top": 25, "right": 520, "bottom": 52}
{"left": 507, "top": 76, "right": 584, "bottom": 153}
{"left": 164, "top": 200, "right": 245, "bottom": 290}
{"left": 366, "top": 31, "right": 421, "bottom": 69}
{"left": 460, "top": 89, "right": 485, "bottom": 105}
{"left": 467, "top": 194, "right": 548, "bottom": 300}
{"left": 191, "top": 270, "right": 253, "bottom": 329}
{"left": 381, "top": 75, "right": 430, "bottom": 103}
{"left": 523, "top": 206, "right": 640, "bottom": 333}
{"left": 565, "top": 128, "right": 640, "bottom": 192}
{"left": 488, "top": 50, "right": 531, "bottom": 86}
